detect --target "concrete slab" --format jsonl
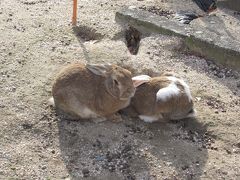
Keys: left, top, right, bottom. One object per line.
{"left": 217, "top": 0, "right": 240, "bottom": 12}
{"left": 116, "top": 7, "right": 240, "bottom": 70}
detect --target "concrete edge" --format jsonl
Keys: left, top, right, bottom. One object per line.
{"left": 115, "top": 8, "right": 240, "bottom": 71}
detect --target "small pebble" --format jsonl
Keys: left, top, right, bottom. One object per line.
{"left": 225, "top": 148, "right": 232, "bottom": 154}
{"left": 235, "top": 142, "right": 240, "bottom": 148}
{"left": 0, "top": 103, "right": 6, "bottom": 108}
{"left": 216, "top": 72, "right": 224, "bottom": 78}
{"left": 182, "top": 165, "right": 189, "bottom": 170}
{"left": 237, "top": 82, "right": 240, "bottom": 88}
{"left": 82, "top": 168, "right": 89, "bottom": 177}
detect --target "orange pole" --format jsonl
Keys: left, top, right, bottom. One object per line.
{"left": 72, "top": 0, "right": 78, "bottom": 26}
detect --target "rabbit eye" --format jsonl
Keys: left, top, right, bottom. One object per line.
{"left": 114, "top": 79, "right": 119, "bottom": 85}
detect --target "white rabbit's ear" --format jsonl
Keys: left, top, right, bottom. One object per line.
{"left": 132, "top": 75, "right": 151, "bottom": 87}
{"left": 86, "top": 64, "right": 112, "bottom": 76}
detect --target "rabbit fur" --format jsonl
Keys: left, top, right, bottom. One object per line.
{"left": 51, "top": 63, "right": 136, "bottom": 120}
{"left": 130, "top": 72, "right": 196, "bottom": 122}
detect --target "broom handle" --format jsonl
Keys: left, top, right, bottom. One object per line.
{"left": 72, "top": 0, "right": 78, "bottom": 25}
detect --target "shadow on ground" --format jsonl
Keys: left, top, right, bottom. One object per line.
{"left": 179, "top": 46, "right": 240, "bottom": 96}
{"left": 217, "top": 0, "right": 240, "bottom": 13}
{"left": 57, "top": 114, "right": 209, "bottom": 179}
{"left": 72, "top": 26, "right": 105, "bottom": 64}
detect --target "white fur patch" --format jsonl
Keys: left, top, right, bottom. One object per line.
{"left": 156, "top": 82, "right": 180, "bottom": 101}
{"left": 67, "top": 94, "right": 99, "bottom": 119}
{"left": 132, "top": 75, "right": 151, "bottom": 81}
{"left": 177, "top": 79, "right": 192, "bottom": 102}
{"left": 92, "top": 117, "right": 107, "bottom": 123}
{"left": 48, "top": 97, "right": 55, "bottom": 106}
{"left": 79, "top": 106, "right": 98, "bottom": 119}
{"left": 132, "top": 75, "right": 151, "bottom": 88}
{"left": 166, "top": 76, "right": 192, "bottom": 102}
{"left": 139, "top": 115, "right": 161, "bottom": 123}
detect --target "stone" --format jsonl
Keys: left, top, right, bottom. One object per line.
{"left": 237, "top": 82, "right": 240, "bottom": 88}
{"left": 82, "top": 168, "right": 90, "bottom": 177}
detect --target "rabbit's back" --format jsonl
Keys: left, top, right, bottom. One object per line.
{"left": 52, "top": 64, "right": 101, "bottom": 118}
{"left": 53, "top": 64, "right": 100, "bottom": 99}
{"left": 51, "top": 63, "right": 135, "bottom": 119}
{"left": 154, "top": 76, "right": 194, "bottom": 119}
{"left": 131, "top": 75, "right": 194, "bottom": 121}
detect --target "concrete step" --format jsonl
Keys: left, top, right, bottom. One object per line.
{"left": 116, "top": 7, "right": 240, "bottom": 70}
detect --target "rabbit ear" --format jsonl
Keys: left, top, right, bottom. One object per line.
{"left": 86, "top": 64, "right": 112, "bottom": 76}
{"left": 132, "top": 75, "right": 151, "bottom": 87}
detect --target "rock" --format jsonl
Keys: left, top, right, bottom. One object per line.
{"left": 225, "top": 148, "right": 232, "bottom": 154}
{"left": 21, "top": 123, "right": 33, "bottom": 129}
{"left": 216, "top": 72, "right": 224, "bottom": 78}
{"left": 225, "top": 70, "right": 233, "bottom": 77}
{"left": 125, "top": 174, "right": 135, "bottom": 180}
{"left": 166, "top": 162, "right": 172, "bottom": 166}
{"left": 235, "top": 142, "right": 240, "bottom": 148}
{"left": 237, "top": 82, "right": 240, "bottom": 89}
{"left": 95, "top": 155, "right": 105, "bottom": 162}
{"left": 93, "top": 139, "right": 102, "bottom": 149}
{"left": 108, "top": 165, "right": 115, "bottom": 172}
{"left": 0, "top": 103, "right": 5, "bottom": 108}
{"left": 207, "top": 101, "right": 214, "bottom": 106}
{"left": 182, "top": 165, "right": 189, "bottom": 170}
{"left": 196, "top": 97, "right": 201, "bottom": 101}
{"left": 233, "top": 72, "right": 239, "bottom": 79}
{"left": 222, "top": 171, "right": 228, "bottom": 175}
{"left": 82, "top": 168, "right": 90, "bottom": 177}
{"left": 122, "top": 144, "right": 131, "bottom": 153}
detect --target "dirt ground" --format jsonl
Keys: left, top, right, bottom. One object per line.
{"left": 0, "top": 0, "right": 240, "bottom": 179}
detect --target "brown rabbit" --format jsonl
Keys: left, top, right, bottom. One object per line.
{"left": 50, "top": 63, "right": 136, "bottom": 120}
{"left": 130, "top": 72, "right": 196, "bottom": 122}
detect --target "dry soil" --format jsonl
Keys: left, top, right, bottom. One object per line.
{"left": 0, "top": 0, "right": 240, "bottom": 179}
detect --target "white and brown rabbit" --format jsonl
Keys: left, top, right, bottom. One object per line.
{"left": 130, "top": 72, "right": 196, "bottom": 122}
{"left": 49, "top": 63, "right": 136, "bottom": 120}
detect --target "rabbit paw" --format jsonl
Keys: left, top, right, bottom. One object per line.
{"left": 107, "top": 114, "right": 123, "bottom": 123}
{"left": 92, "top": 117, "right": 107, "bottom": 123}
{"left": 139, "top": 115, "right": 160, "bottom": 123}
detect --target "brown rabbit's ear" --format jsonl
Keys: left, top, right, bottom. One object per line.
{"left": 132, "top": 75, "right": 151, "bottom": 87}
{"left": 86, "top": 64, "right": 112, "bottom": 76}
